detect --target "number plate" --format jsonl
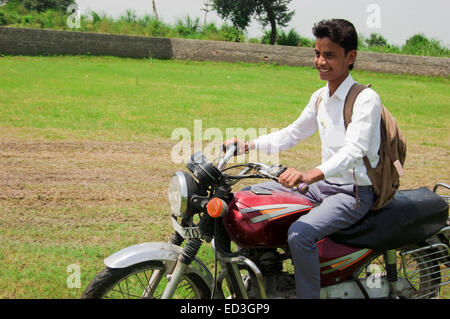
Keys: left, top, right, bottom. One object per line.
{"left": 171, "top": 217, "right": 201, "bottom": 239}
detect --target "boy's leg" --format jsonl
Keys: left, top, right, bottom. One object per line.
{"left": 287, "top": 183, "right": 374, "bottom": 298}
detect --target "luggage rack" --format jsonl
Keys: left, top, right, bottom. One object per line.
{"left": 433, "top": 182, "right": 450, "bottom": 204}
{"left": 400, "top": 243, "right": 449, "bottom": 299}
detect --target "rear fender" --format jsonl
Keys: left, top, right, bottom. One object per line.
{"left": 104, "top": 242, "right": 214, "bottom": 288}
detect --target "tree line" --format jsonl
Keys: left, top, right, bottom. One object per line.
{"left": 0, "top": 0, "right": 448, "bottom": 57}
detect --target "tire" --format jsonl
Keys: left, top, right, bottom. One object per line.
{"left": 82, "top": 260, "right": 211, "bottom": 299}
{"left": 356, "top": 245, "right": 442, "bottom": 299}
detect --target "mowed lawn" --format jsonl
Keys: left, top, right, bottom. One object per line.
{"left": 0, "top": 55, "right": 449, "bottom": 298}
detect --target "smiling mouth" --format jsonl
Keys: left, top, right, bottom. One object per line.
{"left": 318, "top": 67, "right": 331, "bottom": 73}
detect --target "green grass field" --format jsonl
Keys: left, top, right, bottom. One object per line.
{"left": 0, "top": 55, "right": 449, "bottom": 298}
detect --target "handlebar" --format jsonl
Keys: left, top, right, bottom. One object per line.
{"left": 218, "top": 146, "right": 310, "bottom": 194}
{"left": 217, "top": 143, "right": 237, "bottom": 171}
{"left": 293, "top": 182, "right": 309, "bottom": 194}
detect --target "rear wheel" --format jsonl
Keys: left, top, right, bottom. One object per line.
{"left": 81, "top": 261, "right": 211, "bottom": 299}
{"left": 356, "top": 245, "right": 442, "bottom": 299}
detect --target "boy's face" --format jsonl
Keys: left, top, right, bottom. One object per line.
{"left": 314, "top": 37, "right": 356, "bottom": 83}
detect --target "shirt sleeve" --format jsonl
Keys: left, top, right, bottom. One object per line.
{"left": 253, "top": 89, "right": 323, "bottom": 154}
{"left": 316, "top": 88, "right": 382, "bottom": 178}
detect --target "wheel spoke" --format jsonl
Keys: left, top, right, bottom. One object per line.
{"left": 93, "top": 262, "right": 206, "bottom": 299}
{"left": 354, "top": 246, "right": 444, "bottom": 299}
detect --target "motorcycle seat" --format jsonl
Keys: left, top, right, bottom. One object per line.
{"left": 330, "top": 187, "right": 449, "bottom": 250}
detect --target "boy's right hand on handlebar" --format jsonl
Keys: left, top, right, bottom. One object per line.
{"left": 222, "top": 138, "right": 247, "bottom": 156}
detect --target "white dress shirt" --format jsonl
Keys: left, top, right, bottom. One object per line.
{"left": 253, "top": 74, "right": 381, "bottom": 186}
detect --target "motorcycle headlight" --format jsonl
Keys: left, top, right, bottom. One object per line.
{"left": 187, "top": 151, "right": 222, "bottom": 187}
{"left": 168, "top": 171, "right": 198, "bottom": 217}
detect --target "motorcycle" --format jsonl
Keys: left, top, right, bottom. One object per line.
{"left": 82, "top": 144, "right": 449, "bottom": 299}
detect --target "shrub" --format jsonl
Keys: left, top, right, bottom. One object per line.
{"left": 175, "top": 15, "right": 201, "bottom": 38}
{"left": 402, "top": 33, "right": 450, "bottom": 57}
{"left": 147, "top": 19, "right": 169, "bottom": 37}
{"left": 298, "top": 36, "right": 314, "bottom": 47}
{"left": 0, "top": 10, "right": 5, "bottom": 25}
{"left": 90, "top": 11, "right": 101, "bottom": 24}
{"left": 203, "top": 21, "right": 218, "bottom": 34}
{"left": 277, "top": 28, "right": 300, "bottom": 46}
{"left": 218, "top": 23, "right": 243, "bottom": 42}
{"left": 35, "top": 9, "right": 65, "bottom": 28}
{"left": 261, "top": 29, "right": 276, "bottom": 44}
{"left": 365, "top": 33, "right": 388, "bottom": 47}
{"left": 0, "top": 6, "right": 21, "bottom": 25}
{"left": 21, "top": 14, "right": 34, "bottom": 24}
{"left": 120, "top": 9, "right": 137, "bottom": 24}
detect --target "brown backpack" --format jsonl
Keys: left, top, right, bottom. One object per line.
{"left": 316, "top": 83, "right": 407, "bottom": 210}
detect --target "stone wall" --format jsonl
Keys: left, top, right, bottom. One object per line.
{"left": 0, "top": 26, "right": 173, "bottom": 59}
{"left": 1, "top": 26, "right": 448, "bottom": 77}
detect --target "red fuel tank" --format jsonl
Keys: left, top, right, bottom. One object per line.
{"left": 223, "top": 190, "right": 373, "bottom": 286}
{"left": 223, "top": 190, "right": 314, "bottom": 248}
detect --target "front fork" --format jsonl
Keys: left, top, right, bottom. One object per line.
{"left": 161, "top": 237, "right": 203, "bottom": 299}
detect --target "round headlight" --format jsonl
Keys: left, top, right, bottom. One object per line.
{"left": 168, "top": 171, "right": 198, "bottom": 217}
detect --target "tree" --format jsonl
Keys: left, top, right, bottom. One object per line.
{"left": 152, "top": 0, "right": 159, "bottom": 21}
{"left": 212, "top": 0, "right": 294, "bottom": 45}
{"left": 18, "top": 0, "right": 75, "bottom": 13}
{"left": 201, "top": 0, "right": 213, "bottom": 27}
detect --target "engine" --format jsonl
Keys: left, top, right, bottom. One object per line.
{"left": 243, "top": 248, "right": 296, "bottom": 299}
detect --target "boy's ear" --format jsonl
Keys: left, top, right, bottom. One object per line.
{"left": 347, "top": 49, "right": 357, "bottom": 67}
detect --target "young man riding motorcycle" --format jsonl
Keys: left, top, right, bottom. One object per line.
{"left": 224, "top": 19, "right": 382, "bottom": 299}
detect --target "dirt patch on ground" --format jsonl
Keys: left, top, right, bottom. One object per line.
{"left": 0, "top": 138, "right": 186, "bottom": 245}
{"left": 0, "top": 139, "right": 175, "bottom": 206}
{"left": 1, "top": 136, "right": 447, "bottom": 210}
{"left": 0, "top": 136, "right": 447, "bottom": 245}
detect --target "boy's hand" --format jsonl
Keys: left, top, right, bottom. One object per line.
{"left": 278, "top": 167, "right": 324, "bottom": 188}
{"left": 278, "top": 168, "right": 303, "bottom": 188}
{"left": 222, "top": 138, "right": 254, "bottom": 155}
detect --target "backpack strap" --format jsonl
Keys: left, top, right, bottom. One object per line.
{"left": 316, "top": 83, "right": 371, "bottom": 125}
{"left": 343, "top": 82, "right": 371, "bottom": 209}
{"left": 343, "top": 83, "right": 371, "bottom": 129}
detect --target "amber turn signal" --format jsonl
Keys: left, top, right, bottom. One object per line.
{"left": 206, "top": 197, "right": 228, "bottom": 218}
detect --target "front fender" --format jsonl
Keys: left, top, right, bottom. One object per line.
{"left": 104, "top": 242, "right": 214, "bottom": 289}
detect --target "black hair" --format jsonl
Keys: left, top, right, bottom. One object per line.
{"left": 312, "top": 19, "right": 358, "bottom": 70}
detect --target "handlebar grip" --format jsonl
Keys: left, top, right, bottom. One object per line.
{"left": 293, "top": 182, "right": 309, "bottom": 194}
{"left": 222, "top": 141, "right": 239, "bottom": 156}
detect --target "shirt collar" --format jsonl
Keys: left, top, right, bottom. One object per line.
{"left": 325, "top": 73, "right": 356, "bottom": 102}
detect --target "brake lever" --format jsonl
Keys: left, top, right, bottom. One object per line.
{"left": 254, "top": 163, "right": 286, "bottom": 178}
{"left": 256, "top": 164, "right": 309, "bottom": 194}
{"left": 222, "top": 162, "right": 309, "bottom": 195}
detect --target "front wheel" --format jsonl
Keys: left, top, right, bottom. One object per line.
{"left": 82, "top": 260, "right": 211, "bottom": 299}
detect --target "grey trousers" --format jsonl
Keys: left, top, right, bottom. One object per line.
{"left": 248, "top": 180, "right": 375, "bottom": 299}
